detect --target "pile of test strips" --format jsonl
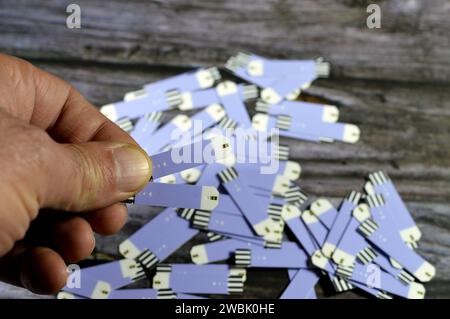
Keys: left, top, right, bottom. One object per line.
{"left": 57, "top": 53, "right": 435, "bottom": 300}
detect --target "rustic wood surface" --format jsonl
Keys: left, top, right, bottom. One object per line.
{"left": 0, "top": 0, "right": 449, "bottom": 299}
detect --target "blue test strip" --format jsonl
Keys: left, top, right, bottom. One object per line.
{"left": 310, "top": 198, "right": 339, "bottom": 230}
{"left": 156, "top": 166, "right": 205, "bottom": 185}
{"left": 247, "top": 58, "right": 328, "bottom": 78}
{"left": 247, "top": 174, "right": 292, "bottom": 199}
{"left": 326, "top": 275, "right": 354, "bottom": 294}
{"left": 289, "top": 270, "right": 326, "bottom": 298}
{"left": 190, "top": 239, "right": 262, "bottom": 265}
{"left": 252, "top": 113, "right": 320, "bottom": 142}
{"left": 115, "top": 117, "right": 134, "bottom": 133}
{"left": 141, "top": 114, "right": 193, "bottom": 155}
{"left": 206, "top": 231, "right": 227, "bottom": 242}
{"left": 260, "top": 59, "right": 329, "bottom": 104}
{"left": 130, "top": 182, "right": 219, "bottom": 210}
{"left": 186, "top": 104, "right": 227, "bottom": 135}
{"left": 331, "top": 203, "right": 375, "bottom": 266}
{"left": 215, "top": 116, "right": 239, "bottom": 134}
{"left": 119, "top": 208, "right": 198, "bottom": 270}
{"left": 176, "top": 293, "right": 207, "bottom": 299}
{"left": 252, "top": 113, "right": 360, "bottom": 144}
{"left": 358, "top": 219, "right": 435, "bottom": 282}
{"left": 371, "top": 251, "right": 416, "bottom": 284}
{"left": 153, "top": 264, "right": 245, "bottom": 295}
{"left": 321, "top": 191, "right": 361, "bottom": 258}
{"left": 218, "top": 167, "right": 281, "bottom": 242}
{"left": 100, "top": 90, "right": 181, "bottom": 122}
{"left": 216, "top": 81, "right": 252, "bottom": 128}
{"left": 366, "top": 171, "right": 421, "bottom": 243}
{"left": 259, "top": 70, "right": 320, "bottom": 104}
{"left": 57, "top": 292, "right": 86, "bottom": 299}
{"left": 195, "top": 162, "right": 231, "bottom": 189}
{"left": 365, "top": 193, "right": 422, "bottom": 272}
{"left": 280, "top": 269, "right": 319, "bottom": 299}
{"left": 62, "top": 259, "right": 146, "bottom": 299}
{"left": 256, "top": 100, "right": 339, "bottom": 124}
{"left": 179, "top": 166, "right": 204, "bottom": 184}
{"left": 108, "top": 289, "right": 160, "bottom": 299}
{"left": 325, "top": 202, "right": 415, "bottom": 282}
{"left": 151, "top": 136, "right": 232, "bottom": 179}
{"left": 332, "top": 215, "right": 377, "bottom": 266}
{"left": 192, "top": 210, "right": 264, "bottom": 241}
{"left": 365, "top": 193, "right": 403, "bottom": 239}
{"left": 349, "top": 281, "right": 392, "bottom": 299}
{"left": 143, "top": 67, "right": 221, "bottom": 93}
{"left": 235, "top": 161, "right": 301, "bottom": 197}
{"left": 281, "top": 204, "right": 318, "bottom": 256}
{"left": 225, "top": 53, "right": 278, "bottom": 88}
{"left": 231, "top": 138, "right": 291, "bottom": 163}
{"left": 254, "top": 187, "right": 300, "bottom": 210}
{"left": 225, "top": 53, "right": 312, "bottom": 102}
{"left": 301, "top": 209, "right": 329, "bottom": 247}
{"left": 130, "top": 112, "right": 163, "bottom": 146}
{"left": 302, "top": 209, "right": 350, "bottom": 294}
{"left": 275, "top": 114, "right": 360, "bottom": 144}
{"left": 212, "top": 193, "right": 241, "bottom": 215}
{"left": 178, "top": 88, "right": 220, "bottom": 111}
{"left": 336, "top": 262, "right": 426, "bottom": 299}
{"left": 178, "top": 84, "right": 257, "bottom": 110}
{"left": 282, "top": 185, "right": 309, "bottom": 207}
{"left": 59, "top": 289, "right": 172, "bottom": 300}
{"left": 234, "top": 241, "right": 309, "bottom": 269}
{"left": 214, "top": 232, "right": 276, "bottom": 247}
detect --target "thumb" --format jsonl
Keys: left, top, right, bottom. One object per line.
{"left": 42, "top": 141, "right": 152, "bottom": 212}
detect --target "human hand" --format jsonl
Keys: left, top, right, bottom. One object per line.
{"left": 0, "top": 54, "right": 152, "bottom": 294}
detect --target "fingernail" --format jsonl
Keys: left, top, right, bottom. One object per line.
{"left": 113, "top": 145, "right": 152, "bottom": 193}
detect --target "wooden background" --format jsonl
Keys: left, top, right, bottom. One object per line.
{"left": 0, "top": 0, "right": 449, "bottom": 298}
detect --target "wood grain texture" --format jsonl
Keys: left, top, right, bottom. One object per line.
{"left": 1, "top": 0, "right": 450, "bottom": 83}
{"left": 0, "top": 0, "right": 449, "bottom": 299}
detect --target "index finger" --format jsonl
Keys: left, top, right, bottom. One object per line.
{"left": 3, "top": 54, "right": 135, "bottom": 144}
{"left": 34, "top": 65, "right": 135, "bottom": 145}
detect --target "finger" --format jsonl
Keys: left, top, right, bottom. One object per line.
{"left": 0, "top": 242, "right": 69, "bottom": 294}
{"left": 40, "top": 141, "right": 151, "bottom": 212}
{"left": 0, "top": 54, "right": 135, "bottom": 145}
{"left": 27, "top": 205, "right": 126, "bottom": 244}
{"left": 20, "top": 247, "right": 68, "bottom": 294}
{"left": 83, "top": 203, "right": 128, "bottom": 235}
{"left": 50, "top": 217, "right": 95, "bottom": 263}
{"left": 31, "top": 62, "right": 136, "bottom": 144}
{"left": 46, "top": 87, "right": 136, "bottom": 144}
{"left": 0, "top": 242, "right": 27, "bottom": 288}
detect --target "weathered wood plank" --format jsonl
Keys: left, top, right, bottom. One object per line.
{"left": 1, "top": 0, "right": 450, "bottom": 83}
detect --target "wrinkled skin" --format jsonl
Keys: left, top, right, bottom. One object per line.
{"left": 0, "top": 54, "right": 152, "bottom": 294}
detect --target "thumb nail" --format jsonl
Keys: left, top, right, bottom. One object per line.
{"left": 113, "top": 145, "right": 152, "bottom": 193}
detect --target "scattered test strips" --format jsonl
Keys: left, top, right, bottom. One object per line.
{"left": 60, "top": 53, "right": 434, "bottom": 300}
